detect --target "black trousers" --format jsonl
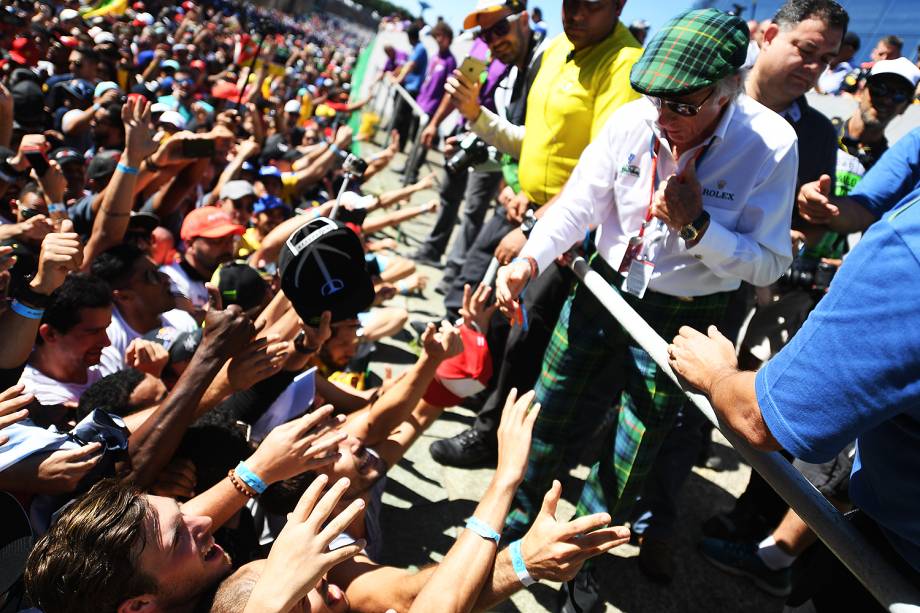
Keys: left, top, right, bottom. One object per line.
{"left": 472, "top": 263, "right": 574, "bottom": 438}
{"left": 392, "top": 94, "right": 419, "bottom": 154}
{"left": 443, "top": 206, "right": 517, "bottom": 320}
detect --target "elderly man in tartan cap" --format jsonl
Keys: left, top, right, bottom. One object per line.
{"left": 495, "top": 8, "right": 800, "bottom": 610}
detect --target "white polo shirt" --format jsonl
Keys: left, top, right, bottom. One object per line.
{"left": 521, "top": 94, "right": 798, "bottom": 297}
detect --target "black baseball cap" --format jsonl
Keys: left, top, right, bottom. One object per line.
{"left": 213, "top": 260, "right": 269, "bottom": 312}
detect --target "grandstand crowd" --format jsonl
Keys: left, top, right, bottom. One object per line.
{"left": 0, "top": 0, "right": 919, "bottom": 611}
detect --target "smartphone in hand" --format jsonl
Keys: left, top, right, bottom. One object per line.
{"left": 181, "top": 138, "right": 216, "bottom": 158}
{"left": 458, "top": 57, "right": 487, "bottom": 83}
{"left": 22, "top": 146, "right": 50, "bottom": 177}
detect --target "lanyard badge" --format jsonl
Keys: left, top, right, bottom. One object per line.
{"left": 619, "top": 138, "right": 662, "bottom": 298}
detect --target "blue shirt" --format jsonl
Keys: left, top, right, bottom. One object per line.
{"left": 849, "top": 127, "right": 920, "bottom": 219}
{"left": 402, "top": 42, "right": 428, "bottom": 94}
{"left": 756, "top": 194, "right": 920, "bottom": 572}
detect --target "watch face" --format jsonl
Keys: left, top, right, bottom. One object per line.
{"left": 680, "top": 225, "right": 698, "bottom": 241}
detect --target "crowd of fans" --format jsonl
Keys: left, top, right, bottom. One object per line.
{"left": 1, "top": 0, "right": 919, "bottom": 612}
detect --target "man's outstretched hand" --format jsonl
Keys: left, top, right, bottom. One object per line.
{"left": 519, "top": 480, "right": 631, "bottom": 582}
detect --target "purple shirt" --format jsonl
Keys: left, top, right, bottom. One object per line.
{"left": 383, "top": 50, "right": 407, "bottom": 73}
{"left": 468, "top": 38, "right": 508, "bottom": 113}
{"left": 415, "top": 49, "right": 457, "bottom": 115}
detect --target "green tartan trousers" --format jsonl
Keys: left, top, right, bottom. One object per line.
{"left": 505, "top": 255, "right": 730, "bottom": 535}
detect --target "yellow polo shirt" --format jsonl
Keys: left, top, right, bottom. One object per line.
{"left": 518, "top": 23, "right": 643, "bottom": 205}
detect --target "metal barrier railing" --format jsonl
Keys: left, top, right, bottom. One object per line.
{"left": 370, "top": 80, "right": 431, "bottom": 182}
{"left": 568, "top": 256, "right": 920, "bottom": 613}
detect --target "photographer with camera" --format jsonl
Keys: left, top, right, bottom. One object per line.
{"left": 430, "top": 0, "right": 643, "bottom": 472}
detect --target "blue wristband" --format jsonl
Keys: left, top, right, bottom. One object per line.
{"left": 234, "top": 461, "right": 267, "bottom": 494}
{"left": 10, "top": 299, "right": 44, "bottom": 320}
{"left": 116, "top": 162, "right": 139, "bottom": 175}
{"left": 509, "top": 539, "right": 536, "bottom": 586}
{"left": 465, "top": 516, "right": 501, "bottom": 545}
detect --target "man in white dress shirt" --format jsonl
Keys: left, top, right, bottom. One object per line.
{"left": 494, "top": 9, "right": 798, "bottom": 609}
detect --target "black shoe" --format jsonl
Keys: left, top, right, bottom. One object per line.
{"left": 430, "top": 428, "right": 496, "bottom": 467}
{"left": 410, "top": 250, "right": 444, "bottom": 269}
{"left": 556, "top": 567, "right": 602, "bottom": 613}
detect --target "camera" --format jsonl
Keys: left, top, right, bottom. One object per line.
{"left": 778, "top": 254, "right": 837, "bottom": 294}
{"left": 446, "top": 133, "right": 492, "bottom": 174}
{"left": 341, "top": 152, "right": 367, "bottom": 178}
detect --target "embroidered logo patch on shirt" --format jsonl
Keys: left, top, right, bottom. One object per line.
{"left": 620, "top": 153, "right": 641, "bottom": 177}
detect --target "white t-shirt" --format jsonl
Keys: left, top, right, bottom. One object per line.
{"left": 100, "top": 306, "right": 199, "bottom": 373}
{"left": 160, "top": 262, "right": 209, "bottom": 309}
{"left": 19, "top": 364, "right": 106, "bottom": 406}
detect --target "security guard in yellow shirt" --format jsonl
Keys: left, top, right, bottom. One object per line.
{"left": 429, "top": 0, "right": 643, "bottom": 495}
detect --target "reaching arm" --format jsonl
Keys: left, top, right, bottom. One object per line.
{"left": 149, "top": 157, "right": 210, "bottom": 218}
{"left": 82, "top": 98, "right": 157, "bottom": 268}
{"left": 668, "top": 325, "right": 780, "bottom": 451}
{"left": 123, "top": 307, "right": 255, "bottom": 487}
{"left": 797, "top": 175, "right": 879, "bottom": 234}
{"left": 181, "top": 406, "right": 345, "bottom": 530}
{"left": 374, "top": 174, "right": 435, "bottom": 209}
{"left": 0, "top": 224, "right": 82, "bottom": 368}
{"left": 409, "top": 390, "right": 538, "bottom": 613}
{"left": 334, "top": 477, "right": 630, "bottom": 613}
{"left": 345, "top": 323, "right": 461, "bottom": 447}
{"left": 361, "top": 201, "right": 436, "bottom": 235}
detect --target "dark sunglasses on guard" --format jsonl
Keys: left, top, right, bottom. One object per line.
{"left": 481, "top": 12, "right": 522, "bottom": 44}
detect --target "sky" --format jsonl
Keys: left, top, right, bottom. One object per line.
{"left": 391, "top": 0, "right": 700, "bottom": 41}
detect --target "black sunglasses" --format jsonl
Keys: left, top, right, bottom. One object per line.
{"left": 868, "top": 81, "right": 912, "bottom": 105}
{"left": 647, "top": 88, "right": 716, "bottom": 117}
{"left": 481, "top": 12, "right": 522, "bottom": 44}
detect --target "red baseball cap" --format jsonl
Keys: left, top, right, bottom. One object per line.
{"left": 423, "top": 325, "right": 493, "bottom": 408}
{"left": 180, "top": 206, "right": 245, "bottom": 242}
{"left": 211, "top": 80, "right": 242, "bottom": 101}
{"left": 9, "top": 38, "right": 39, "bottom": 67}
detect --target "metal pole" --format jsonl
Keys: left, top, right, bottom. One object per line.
{"left": 390, "top": 81, "right": 430, "bottom": 124}
{"left": 568, "top": 256, "right": 920, "bottom": 613}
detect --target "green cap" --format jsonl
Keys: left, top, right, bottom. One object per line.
{"left": 630, "top": 9, "right": 749, "bottom": 97}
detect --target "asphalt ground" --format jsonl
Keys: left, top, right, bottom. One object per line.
{"left": 351, "top": 138, "right": 783, "bottom": 613}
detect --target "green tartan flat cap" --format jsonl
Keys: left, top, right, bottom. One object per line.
{"left": 630, "top": 8, "right": 749, "bottom": 97}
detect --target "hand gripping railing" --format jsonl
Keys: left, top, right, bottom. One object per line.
{"left": 568, "top": 256, "right": 920, "bottom": 613}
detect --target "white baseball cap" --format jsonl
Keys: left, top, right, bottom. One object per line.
{"left": 59, "top": 8, "right": 79, "bottom": 21}
{"left": 94, "top": 31, "right": 116, "bottom": 45}
{"left": 869, "top": 57, "right": 920, "bottom": 90}
{"left": 283, "top": 99, "right": 301, "bottom": 113}
{"left": 158, "top": 110, "right": 186, "bottom": 130}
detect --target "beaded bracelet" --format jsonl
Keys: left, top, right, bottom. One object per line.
{"left": 227, "top": 469, "right": 257, "bottom": 499}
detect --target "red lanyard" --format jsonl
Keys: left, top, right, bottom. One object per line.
{"left": 638, "top": 138, "right": 661, "bottom": 239}
{"left": 638, "top": 136, "right": 710, "bottom": 239}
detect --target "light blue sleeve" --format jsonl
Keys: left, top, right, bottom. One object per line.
{"left": 848, "top": 128, "right": 920, "bottom": 218}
